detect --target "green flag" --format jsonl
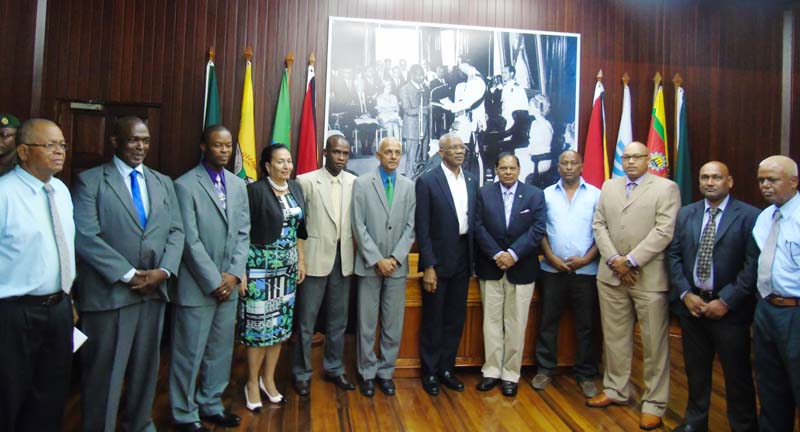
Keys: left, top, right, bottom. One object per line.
{"left": 203, "top": 60, "right": 221, "bottom": 129}
{"left": 271, "top": 67, "right": 291, "bottom": 147}
{"left": 674, "top": 86, "right": 692, "bottom": 205}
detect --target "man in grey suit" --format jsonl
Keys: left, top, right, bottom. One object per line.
{"left": 351, "top": 137, "right": 416, "bottom": 397}
{"left": 168, "top": 125, "right": 250, "bottom": 432}
{"left": 73, "top": 116, "right": 185, "bottom": 432}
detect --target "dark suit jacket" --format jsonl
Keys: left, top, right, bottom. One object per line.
{"left": 415, "top": 164, "right": 478, "bottom": 277}
{"left": 667, "top": 197, "right": 760, "bottom": 324}
{"left": 475, "top": 181, "right": 546, "bottom": 285}
{"left": 247, "top": 178, "right": 307, "bottom": 246}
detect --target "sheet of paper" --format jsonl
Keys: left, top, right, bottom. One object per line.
{"left": 73, "top": 328, "right": 88, "bottom": 353}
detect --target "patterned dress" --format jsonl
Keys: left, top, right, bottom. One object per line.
{"left": 238, "top": 192, "right": 303, "bottom": 347}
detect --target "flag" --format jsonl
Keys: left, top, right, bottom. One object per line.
{"left": 612, "top": 81, "right": 632, "bottom": 177}
{"left": 674, "top": 86, "right": 692, "bottom": 204}
{"left": 296, "top": 62, "right": 317, "bottom": 175}
{"left": 582, "top": 81, "right": 608, "bottom": 188}
{"left": 203, "top": 58, "right": 221, "bottom": 129}
{"left": 646, "top": 84, "right": 669, "bottom": 177}
{"left": 272, "top": 67, "right": 291, "bottom": 147}
{"left": 234, "top": 60, "right": 257, "bottom": 182}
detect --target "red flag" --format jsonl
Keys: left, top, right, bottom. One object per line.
{"left": 582, "top": 81, "right": 608, "bottom": 188}
{"left": 296, "top": 62, "right": 317, "bottom": 174}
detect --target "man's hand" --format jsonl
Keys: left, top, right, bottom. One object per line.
{"left": 211, "top": 272, "right": 239, "bottom": 302}
{"left": 609, "top": 256, "right": 632, "bottom": 276}
{"left": 297, "top": 260, "right": 307, "bottom": 284}
{"left": 564, "top": 256, "right": 587, "bottom": 272}
{"left": 238, "top": 274, "right": 248, "bottom": 296}
{"left": 546, "top": 255, "right": 572, "bottom": 273}
{"left": 683, "top": 292, "right": 708, "bottom": 318}
{"left": 494, "top": 252, "right": 516, "bottom": 271}
{"left": 701, "top": 299, "right": 728, "bottom": 320}
{"left": 422, "top": 267, "right": 438, "bottom": 293}
{"left": 618, "top": 269, "right": 639, "bottom": 286}
{"left": 375, "top": 258, "right": 398, "bottom": 277}
{"left": 130, "top": 269, "right": 168, "bottom": 294}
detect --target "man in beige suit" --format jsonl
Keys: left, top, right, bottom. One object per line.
{"left": 292, "top": 135, "right": 357, "bottom": 396}
{"left": 588, "top": 141, "right": 680, "bottom": 431}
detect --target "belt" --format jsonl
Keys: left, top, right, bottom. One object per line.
{"left": 691, "top": 288, "right": 718, "bottom": 302}
{"left": 0, "top": 291, "right": 65, "bottom": 306}
{"left": 765, "top": 295, "right": 800, "bottom": 307}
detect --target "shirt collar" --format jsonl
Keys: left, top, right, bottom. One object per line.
{"left": 626, "top": 173, "right": 647, "bottom": 186}
{"left": 777, "top": 191, "right": 800, "bottom": 220}
{"left": 113, "top": 155, "right": 144, "bottom": 178}
{"left": 322, "top": 167, "right": 341, "bottom": 183}
{"left": 555, "top": 177, "right": 587, "bottom": 191}
{"left": 440, "top": 162, "right": 462, "bottom": 180}
{"left": 500, "top": 181, "right": 518, "bottom": 195}
{"left": 378, "top": 165, "right": 396, "bottom": 185}
{"left": 202, "top": 161, "right": 225, "bottom": 184}
{"left": 13, "top": 165, "right": 46, "bottom": 195}
{"left": 704, "top": 195, "right": 730, "bottom": 214}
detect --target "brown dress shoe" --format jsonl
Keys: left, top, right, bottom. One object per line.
{"left": 586, "top": 392, "right": 628, "bottom": 408}
{"left": 639, "top": 413, "right": 662, "bottom": 430}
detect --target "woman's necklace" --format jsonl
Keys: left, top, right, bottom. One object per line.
{"left": 268, "top": 176, "right": 288, "bottom": 192}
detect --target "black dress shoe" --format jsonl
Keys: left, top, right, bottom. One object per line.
{"left": 376, "top": 377, "right": 396, "bottom": 395}
{"left": 200, "top": 411, "right": 241, "bottom": 427}
{"left": 325, "top": 373, "right": 356, "bottom": 390}
{"left": 673, "top": 423, "right": 706, "bottom": 432}
{"left": 174, "top": 421, "right": 209, "bottom": 432}
{"left": 293, "top": 379, "right": 310, "bottom": 396}
{"left": 439, "top": 370, "right": 464, "bottom": 392}
{"left": 359, "top": 378, "right": 375, "bottom": 397}
{"left": 500, "top": 380, "right": 518, "bottom": 397}
{"left": 476, "top": 377, "right": 500, "bottom": 392}
{"left": 422, "top": 375, "right": 440, "bottom": 396}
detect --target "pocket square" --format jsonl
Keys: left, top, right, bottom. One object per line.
{"left": 519, "top": 209, "right": 530, "bottom": 214}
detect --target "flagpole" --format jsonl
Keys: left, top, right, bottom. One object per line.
{"left": 203, "top": 46, "right": 216, "bottom": 130}
{"left": 672, "top": 73, "right": 683, "bottom": 167}
{"left": 652, "top": 71, "right": 662, "bottom": 103}
{"left": 286, "top": 53, "right": 295, "bottom": 87}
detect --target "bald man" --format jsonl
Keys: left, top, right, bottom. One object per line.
{"left": 752, "top": 155, "right": 800, "bottom": 431}
{"left": 589, "top": 141, "right": 680, "bottom": 430}
{"left": 667, "top": 161, "right": 759, "bottom": 432}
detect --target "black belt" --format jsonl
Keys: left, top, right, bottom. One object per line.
{"left": 691, "top": 288, "right": 718, "bottom": 302}
{"left": 0, "top": 291, "right": 65, "bottom": 306}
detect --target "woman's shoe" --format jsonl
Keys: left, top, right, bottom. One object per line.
{"left": 260, "top": 377, "right": 285, "bottom": 405}
{"left": 244, "top": 384, "right": 262, "bottom": 412}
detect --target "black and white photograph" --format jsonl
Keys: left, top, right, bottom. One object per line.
{"left": 324, "top": 17, "right": 580, "bottom": 188}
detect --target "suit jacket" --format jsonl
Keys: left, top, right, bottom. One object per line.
{"left": 297, "top": 168, "right": 356, "bottom": 277}
{"left": 170, "top": 164, "right": 250, "bottom": 306}
{"left": 592, "top": 175, "right": 680, "bottom": 291}
{"left": 73, "top": 162, "right": 185, "bottom": 312}
{"left": 247, "top": 178, "right": 307, "bottom": 246}
{"left": 667, "top": 197, "right": 759, "bottom": 324}
{"left": 351, "top": 169, "right": 416, "bottom": 278}
{"left": 415, "top": 165, "right": 479, "bottom": 277}
{"left": 475, "top": 181, "right": 546, "bottom": 285}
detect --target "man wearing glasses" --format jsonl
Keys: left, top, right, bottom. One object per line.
{"left": 0, "top": 113, "right": 20, "bottom": 176}
{"left": 588, "top": 141, "right": 680, "bottom": 431}
{"left": 0, "top": 119, "right": 75, "bottom": 431}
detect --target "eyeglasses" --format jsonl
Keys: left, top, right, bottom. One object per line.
{"left": 621, "top": 154, "right": 648, "bottom": 162}
{"left": 21, "top": 142, "right": 69, "bottom": 152}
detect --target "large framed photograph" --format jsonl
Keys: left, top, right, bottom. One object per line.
{"left": 324, "top": 17, "right": 580, "bottom": 188}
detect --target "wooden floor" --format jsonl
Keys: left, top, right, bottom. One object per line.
{"left": 62, "top": 329, "right": 800, "bottom": 432}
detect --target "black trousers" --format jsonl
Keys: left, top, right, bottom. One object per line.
{"left": 0, "top": 293, "right": 73, "bottom": 432}
{"left": 678, "top": 314, "right": 757, "bottom": 432}
{"left": 419, "top": 239, "right": 470, "bottom": 376}
{"left": 754, "top": 300, "right": 800, "bottom": 432}
{"left": 534, "top": 271, "right": 599, "bottom": 380}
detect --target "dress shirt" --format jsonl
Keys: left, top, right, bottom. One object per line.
{"left": 541, "top": 178, "right": 600, "bottom": 275}
{"left": 323, "top": 167, "right": 343, "bottom": 237}
{"left": 202, "top": 161, "right": 226, "bottom": 194}
{"left": 378, "top": 166, "right": 397, "bottom": 200}
{"left": 492, "top": 182, "right": 520, "bottom": 262}
{"left": 607, "top": 174, "right": 648, "bottom": 267}
{"left": 0, "top": 166, "right": 75, "bottom": 297}
{"left": 692, "top": 195, "right": 729, "bottom": 291}
{"left": 441, "top": 162, "right": 469, "bottom": 235}
{"left": 753, "top": 191, "right": 800, "bottom": 298}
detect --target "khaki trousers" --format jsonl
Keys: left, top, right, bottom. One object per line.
{"left": 597, "top": 280, "right": 670, "bottom": 416}
{"left": 479, "top": 274, "right": 535, "bottom": 382}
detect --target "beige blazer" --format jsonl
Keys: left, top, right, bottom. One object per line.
{"left": 592, "top": 174, "right": 680, "bottom": 291}
{"left": 297, "top": 168, "right": 356, "bottom": 277}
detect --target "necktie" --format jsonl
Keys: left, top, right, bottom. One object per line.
{"left": 626, "top": 182, "right": 637, "bottom": 198}
{"left": 44, "top": 183, "right": 72, "bottom": 294}
{"left": 130, "top": 170, "right": 147, "bottom": 228}
{"left": 385, "top": 176, "right": 394, "bottom": 208}
{"left": 504, "top": 190, "right": 513, "bottom": 228}
{"left": 757, "top": 209, "right": 782, "bottom": 298}
{"left": 696, "top": 207, "right": 720, "bottom": 282}
{"left": 331, "top": 178, "right": 341, "bottom": 236}
{"left": 214, "top": 174, "right": 226, "bottom": 210}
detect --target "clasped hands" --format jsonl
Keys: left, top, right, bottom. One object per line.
{"left": 609, "top": 256, "right": 639, "bottom": 287}
{"left": 683, "top": 293, "right": 728, "bottom": 319}
{"left": 128, "top": 269, "right": 169, "bottom": 295}
{"left": 495, "top": 251, "right": 516, "bottom": 271}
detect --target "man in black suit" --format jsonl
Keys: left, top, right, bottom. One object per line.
{"left": 474, "top": 153, "right": 546, "bottom": 396}
{"left": 667, "top": 161, "right": 759, "bottom": 432}
{"left": 415, "top": 133, "right": 479, "bottom": 395}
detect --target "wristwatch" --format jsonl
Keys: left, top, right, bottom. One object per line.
{"left": 624, "top": 259, "right": 634, "bottom": 268}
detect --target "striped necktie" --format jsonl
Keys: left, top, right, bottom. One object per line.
{"left": 44, "top": 183, "right": 72, "bottom": 293}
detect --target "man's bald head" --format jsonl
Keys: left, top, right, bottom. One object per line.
{"left": 758, "top": 155, "right": 799, "bottom": 206}
{"left": 18, "top": 119, "right": 60, "bottom": 145}
{"left": 760, "top": 155, "right": 798, "bottom": 177}
{"left": 624, "top": 141, "right": 649, "bottom": 155}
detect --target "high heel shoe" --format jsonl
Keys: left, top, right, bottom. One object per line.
{"left": 259, "top": 377, "right": 285, "bottom": 405}
{"left": 244, "top": 384, "right": 262, "bottom": 412}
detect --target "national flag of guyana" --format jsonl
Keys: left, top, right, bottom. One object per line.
{"left": 646, "top": 84, "right": 669, "bottom": 177}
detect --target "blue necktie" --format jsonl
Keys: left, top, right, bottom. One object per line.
{"left": 130, "top": 170, "right": 147, "bottom": 228}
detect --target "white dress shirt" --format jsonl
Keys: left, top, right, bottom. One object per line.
{"left": 441, "top": 163, "right": 469, "bottom": 235}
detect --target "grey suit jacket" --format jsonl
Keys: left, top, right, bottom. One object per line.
{"left": 73, "top": 162, "right": 185, "bottom": 312}
{"left": 170, "top": 164, "right": 250, "bottom": 307}
{"left": 351, "top": 169, "right": 416, "bottom": 278}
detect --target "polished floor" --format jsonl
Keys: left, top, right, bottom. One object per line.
{"left": 63, "top": 333, "right": 798, "bottom": 431}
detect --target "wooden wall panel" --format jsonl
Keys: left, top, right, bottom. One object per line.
{"left": 0, "top": 0, "right": 38, "bottom": 118}
{"left": 32, "top": 0, "right": 791, "bottom": 205}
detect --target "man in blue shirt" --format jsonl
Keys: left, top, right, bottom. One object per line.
{"left": 0, "top": 119, "right": 75, "bottom": 431}
{"left": 532, "top": 150, "right": 601, "bottom": 398}
{"left": 752, "top": 155, "right": 800, "bottom": 432}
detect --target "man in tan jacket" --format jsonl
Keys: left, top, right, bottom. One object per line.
{"left": 588, "top": 141, "right": 680, "bottom": 431}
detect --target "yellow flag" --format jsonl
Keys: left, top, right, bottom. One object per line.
{"left": 235, "top": 60, "right": 257, "bottom": 182}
